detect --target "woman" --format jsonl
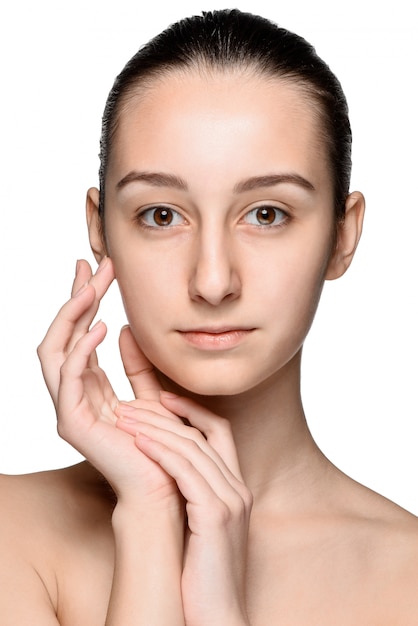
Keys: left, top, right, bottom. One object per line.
{"left": 1, "top": 9, "right": 417, "bottom": 625}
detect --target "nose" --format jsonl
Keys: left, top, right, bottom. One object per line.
{"left": 188, "top": 230, "right": 241, "bottom": 306}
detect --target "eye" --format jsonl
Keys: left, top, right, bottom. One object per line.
{"left": 137, "top": 205, "right": 185, "bottom": 228}
{"left": 243, "top": 205, "right": 287, "bottom": 227}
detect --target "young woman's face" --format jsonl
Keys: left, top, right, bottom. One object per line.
{"left": 93, "top": 71, "right": 342, "bottom": 396}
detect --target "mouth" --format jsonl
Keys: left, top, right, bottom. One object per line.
{"left": 177, "top": 327, "right": 255, "bottom": 350}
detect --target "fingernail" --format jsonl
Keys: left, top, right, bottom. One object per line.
{"left": 89, "top": 319, "right": 103, "bottom": 333}
{"left": 116, "top": 402, "right": 138, "bottom": 420}
{"left": 117, "top": 415, "right": 139, "bottom": 424}
{"left": 75, "top": 259, "right": 81, "bottom": 276}
{"left": 117, "top": 402, "right": 136, "bottom": 412}
{"left": 135, "top": 432, "right": 152, "bottom": 442}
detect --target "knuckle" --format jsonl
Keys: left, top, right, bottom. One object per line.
{"left": 232, "top": 494, "right": 247, "bottom": 516}
{"left": 242, "top": 488, "right": 253, "bottom": 511}
{"left": 229, "top": 488, "right": 253, "bottom": 520}
{"left": 211, "top": 500, "right": 231, "bottom": 525}
{"left": 184, "top": 427, "right": 204, "bottom": 447}
{"left": 183, "top": 436, "right": 201, "bottom": 455}
{"left": 59, "top": 358, "right": 74, "bottom": 382}
{"left": 36, "top": 341, "right": 46, "bottom": 360}
{"left": 206, "top": 415, "right": 231, "bottom": 437}
{"left": 56, "top": 418, "right": 68, "bottom": 440}
{"left": 59, "top": 361, "right": 69, "bottom": 379}
{"left": 211, "top": 494, "right": 247, "bottom": 526}
{"left": 175, "top": 454, "right": 194, "bottom": 475}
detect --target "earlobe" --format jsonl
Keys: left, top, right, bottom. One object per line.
{"left": 86, "top": 187, "right": 106, "bottom": 263}
{"left": 325, "top": 191, "right": 365, "bottom": 280}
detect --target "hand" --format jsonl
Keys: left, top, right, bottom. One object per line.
{"left": 37, "top": 258, "right": 182, "bottom": 510}
{"left": 116, "top": 393, "right": 253, "bottom": 625}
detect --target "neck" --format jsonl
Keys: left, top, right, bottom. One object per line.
{"left": 162, "top": 349, "right": 326, "bottom": 502}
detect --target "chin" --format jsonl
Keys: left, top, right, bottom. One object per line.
{"left": 157, "top": 365, "right": 263, "bottom": 398}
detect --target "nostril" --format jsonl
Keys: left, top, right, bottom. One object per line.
{"left": 188, "top": 270, "right": 241, "bottom": 306}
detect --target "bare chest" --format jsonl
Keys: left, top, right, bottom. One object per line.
{"left": 54, "top": 518, "right": 411, "bottom": 626}
{"left": 244, "top": 525, "right": 406, "bottom": 626}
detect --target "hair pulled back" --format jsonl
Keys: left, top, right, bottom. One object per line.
{"left": 99, "top": 9, "right": 351, "bottom": 221}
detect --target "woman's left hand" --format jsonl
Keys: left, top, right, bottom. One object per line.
{"left": 116, "top": 393, "right": 253, "bottom": 626}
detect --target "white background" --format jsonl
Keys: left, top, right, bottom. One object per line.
{"left": 1, "top": 1, "right": 417, "bottom": 513}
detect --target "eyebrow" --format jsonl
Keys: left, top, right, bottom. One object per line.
{"left": 116, "top": 171, "right": 188, "bottom": 191}
{"left": 233, "top": 173, "right": 315, "bottom": 193}
{"left": 116, "top": 170, "right": 315, "bottom": 193}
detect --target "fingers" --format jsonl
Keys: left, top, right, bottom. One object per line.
{"left": 71, "top": 259, "right": 92, "bottom": 297}
{"left": 119, "top": 326, "right": 163, "bottom": 401}
{"left": 116, "top": 401, "right": 246, "bottom": 502}
{"left": 59, "top": 320, "right": 107, "bottom": 382}
{"left": 126, "top": 398, "right": 253, "bottom": 626}
{"left": 68, "top": 257, "right": 115, "bottom": 351}
{"left": 116, "top": 407, "right": 234, "bottom": 481}
{"left": 37, "top": 257, "right": 115, "bottom": 404}
{"left": 160, "top": 393, "right": 243, "bottom": 480}
{"left": 58, "top": 320, "right": 108, "bottom": 417}
{"left": 38, "top": 283, "right": 96, "bottom": 401}
{"left": 41, "top": 258, "right": 114, "bottom": 355}
{"left": 132, "top": 426, "right": 252, "bottom": 531}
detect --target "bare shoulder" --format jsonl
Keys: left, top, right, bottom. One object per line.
{"left": 335, "top": 468, "right": 418, "bottom": 622}
{"left": 0, "top": 463, "right": 115, "bottom": 625}
{"left": 0, "top": 461, "right": 115, "bottom": 535}
{"left": 338, "top": 466, "right": 418, "bottom": 540}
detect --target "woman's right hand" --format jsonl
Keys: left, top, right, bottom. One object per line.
{"left": 37, "top": 257, "right": 183, "bottom": 511}
{"left": 38, "top": 257, "right": 187, "bottom": 624}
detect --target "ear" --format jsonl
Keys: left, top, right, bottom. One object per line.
{"left": 86, "top": 187, "right": 106, "bottom": 263}
{"left": 325, "top": 191, "right": 365, "bottom": 280}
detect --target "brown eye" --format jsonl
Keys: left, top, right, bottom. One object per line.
{"left": 243, "top": 205, "right": 287, "bottom": 227}
{"left": 153, "top": 207, "right": 173, "bottom": 225}
{"left": 139, "top": 206, "right": 184, "bottom": 228}
{"left": 256, "top": 206, "right": 277, "bottom": 225}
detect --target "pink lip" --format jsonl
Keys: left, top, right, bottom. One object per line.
{"left": 178, "top": 328, "right": 255, "bottom": 350}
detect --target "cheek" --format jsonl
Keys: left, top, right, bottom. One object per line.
{"left": 110, "top": 242, "right": 184, "bottom": 344}
{"left": 114, "top": 266, "right": 169, "bottom": 369}
{"left": 114, "top": 257, "right": 173, "bottom": 312}
{"left": 258, "top": 228, "right": 333, "bottom": 337}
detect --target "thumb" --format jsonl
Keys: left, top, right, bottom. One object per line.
{"left": 119, "top": 325, "right": 162, "bottom": 400}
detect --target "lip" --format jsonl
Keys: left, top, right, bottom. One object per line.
{"left": 178, "top": 327, "right": 255, "bottom": 350}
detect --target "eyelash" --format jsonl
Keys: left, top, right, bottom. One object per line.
{"left": 240, "top": 205, "right": 289, "bottom": 228}
{"left": 135, "top": 204, "right": 289, "bottom": 230}
{"left": 135, "top": 205, "right": 185, "bottom": 229}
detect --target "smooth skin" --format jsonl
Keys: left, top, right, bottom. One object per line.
{"left": 1, "top": 70, "right": 418, "bottom": 625}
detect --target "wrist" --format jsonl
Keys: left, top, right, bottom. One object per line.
{"left": 112, "top": 499, "right": 185, "bottom": 565}
{"left": 112, "top": 495, "right": 184, "bottom": 528}
{"left": 107, "top": 501, "right": 185, "bottom": 625}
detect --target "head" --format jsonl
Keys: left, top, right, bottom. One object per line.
{"left": 87, "top": 10, "right": 364, "bottom": 397}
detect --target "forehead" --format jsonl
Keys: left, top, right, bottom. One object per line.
{"left": 108, "top": 70, "right": 330, "bottom": 192}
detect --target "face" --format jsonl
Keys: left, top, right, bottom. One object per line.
{"left": 89, "top": 71, "right": 358, "bottom": 396}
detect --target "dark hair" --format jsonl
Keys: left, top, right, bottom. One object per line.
{"left": 98, "top": 9, "right": 351, "bottom": 223}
